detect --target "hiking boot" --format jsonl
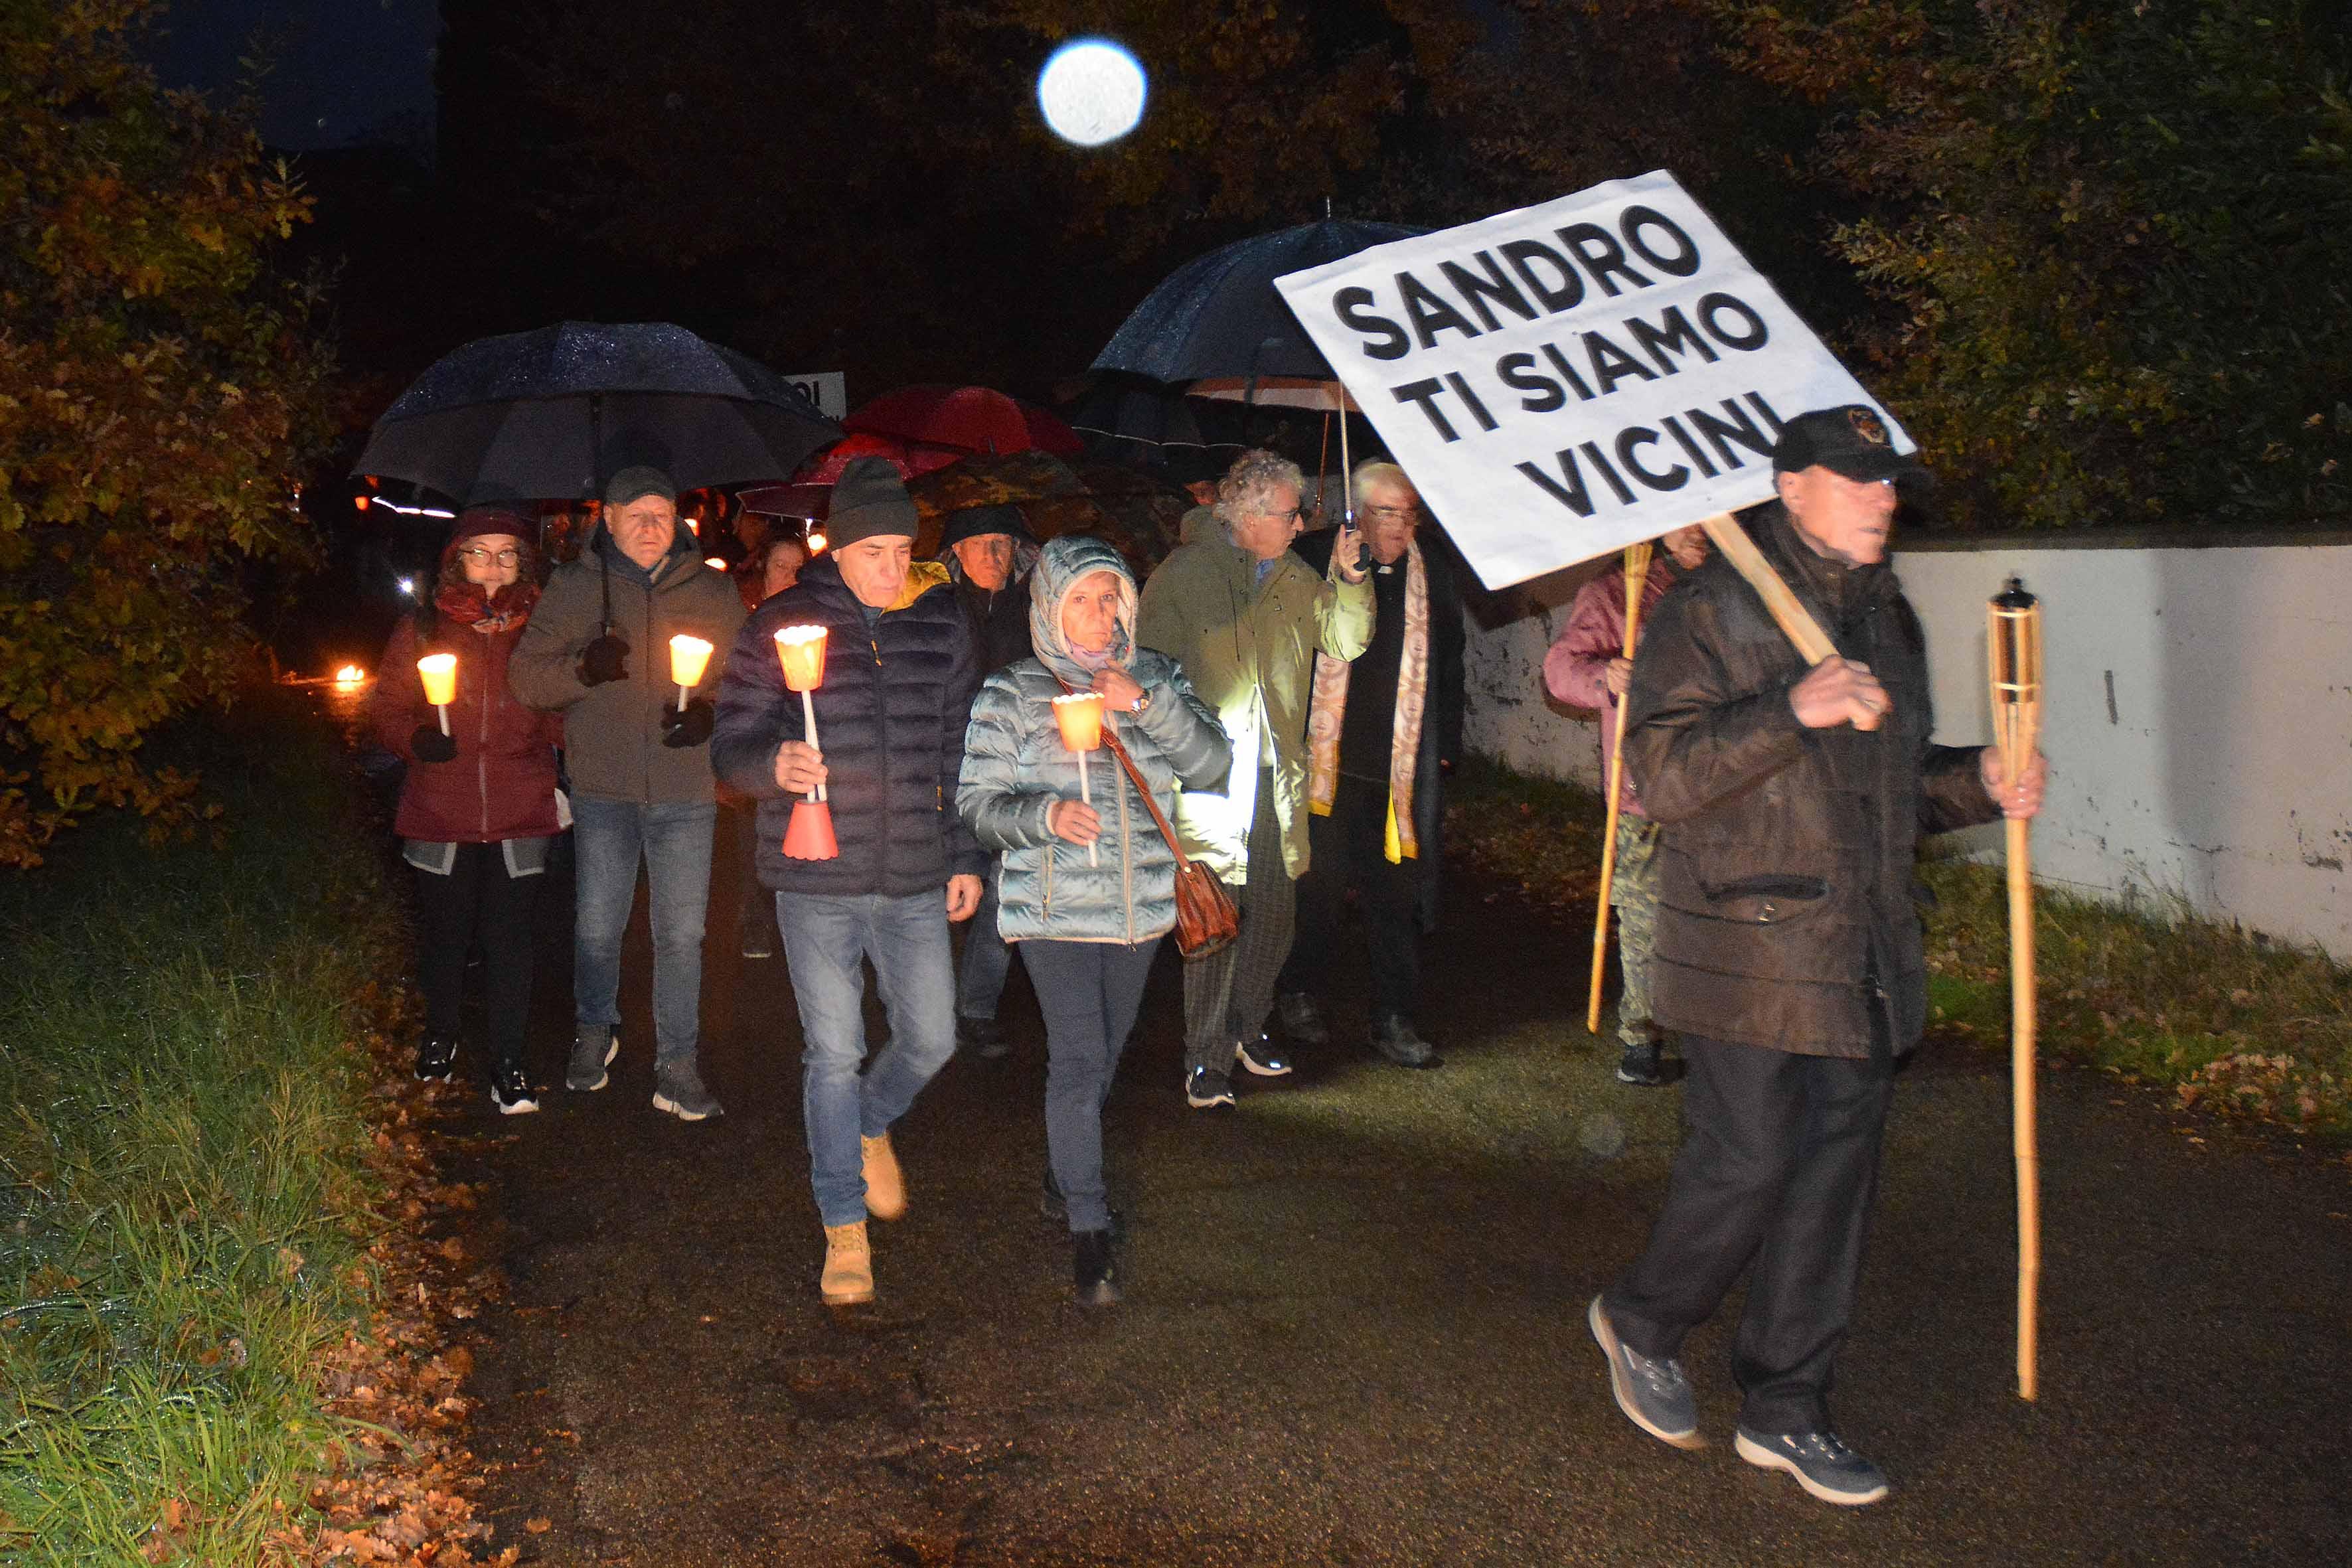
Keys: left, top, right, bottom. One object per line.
{"left": 1073, "top": 1229, "right": 1121, "bottom": 1307}
{"left": 415, "top": 1034, "right": 459, "bottom": 1083}
{"left": 568, "top": 1026, "right": 617, "bottom": 1091}
{"left": 957, "top": 1014, "right": 1010, "bottom": 1059}
{"left": 1589, "top": 1296, "right": 1702, "bottom": 1449}
{"left": 489, "top": 1061, "right": 540, "bottom": 1116}
{"left": 1734, "top": 1428, "right": 1890, "bottom": 1506}
{"left": 821, "top": 1221, "right": 874, "bottom": 1306}
{"left": 1616, "top": 1044, "right": 1676, "bottom": 1087}
{"left": 1275, "top": 990, "right": 1331, "bottom": 1048}
{"left": 651, "top": 1059, "right": 722, "bottom": 1121}
{"left": 1370, "top": 1013, "right": 1443, "bottom": 1069}
{"left": 1234, "top": 1034, "right": 1292, "bottom": 1077}
{"left": 862, "top": 1132, "right": 906, "bottom": 1221}
{"left": 1184, "top": 1065, "right": 1236, "bottom": 1109}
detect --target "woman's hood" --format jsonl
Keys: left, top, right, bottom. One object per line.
{"left": 1027, "top": 534, "right": 1138, "bottom": 688}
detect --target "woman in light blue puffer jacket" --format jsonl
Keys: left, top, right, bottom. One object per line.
{"left": 958, "top": 534, "right": 1231, "bottom": 1304}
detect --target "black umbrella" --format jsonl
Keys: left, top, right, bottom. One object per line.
{"left": 1092, "top": 220, "right": 1423, "bottom": 386}
{"left": 354, "top": 321, "right": 839, "bottom": 504}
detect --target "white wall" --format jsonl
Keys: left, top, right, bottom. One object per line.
{"left": 1462, "top": 537, "right": 2352, "bottom": 958}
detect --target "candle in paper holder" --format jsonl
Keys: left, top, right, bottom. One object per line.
{"left": 1052, "top": 692, "right": 1107, "bottom": 866}
{"left": 668, "top": 634, "right": 714, "bottom": 711}
{"left": 773, "top": 624, "right": 838, "bottom": 859}
{"left": 416, "top": 653, "right": 458, "bottom": 734}
{"left": 774, "top": 625, "right": 828, "bottom": 691}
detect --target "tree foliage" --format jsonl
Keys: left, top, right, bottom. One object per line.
{"left": 1715, "top": 0, "right": 2352, "bottom": 528}
{"left": 0, "top": 0, "right": 333, "bottom": 865}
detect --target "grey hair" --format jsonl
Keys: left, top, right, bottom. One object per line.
{"left": 1213, "top": 449, "right": 1306, "bottom": 530}
{"left": 1350, "top": 459, "right": 1413, "bottom": 509}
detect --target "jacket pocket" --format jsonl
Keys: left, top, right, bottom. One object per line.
{"left": 1695, "top": 872, "right": 1830, "bottom": 926}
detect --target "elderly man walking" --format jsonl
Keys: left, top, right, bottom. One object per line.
{"left": 712, "top": 457, "right": 984, "bottom": 1306}
{"left": 1275, "top": 461, "right": 1464, "bottom": 1069}
{"left": 1587, "top": 408, "right": 2045, "bottom": 1506}
{"left": 510, "top": 466, "right": 745, "bottom": 1121}
{"left": 1137, "top": 449, "right": 1373, "bottom": 1110}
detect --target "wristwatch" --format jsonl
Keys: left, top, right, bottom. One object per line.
{"left": 1129, "top": 689, "right": 1150, "bottom": 716}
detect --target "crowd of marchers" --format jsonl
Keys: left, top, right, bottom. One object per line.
{"left": 366, "top": 406, "right": 2046, "bottom": 1510}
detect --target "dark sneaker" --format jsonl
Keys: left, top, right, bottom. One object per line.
{"left": 957, "top": 1014, "right": 1010, "bottom": 1060}
{"left": 1734, "top": 1428, "right": 1889, "bottom": 1506}
{"left": 741, "top": 927, "right": 775, "bottom": 960}
{"left": 1184, "top": 1066, "right": 1236, "bottom": 1109}
{"left": 651, "top": 1059, "right": 722, "bottom": 1121}
{"left": 1616, "top": 1044, "right": 1675, "bottom": 1087}
{"left": 489, "top": 1063, "right": 540, "bottom": 1116}
{"left": 1589, "top": 1296, "right": 1703, "bottom": 1449}
{"left": 1233, "top": 1034, "right": 1292, "bottom": 1077}
{"left": 415, "top": 1035, "right": 458, "bottom": 1083}
{"left": 1042, "top": 1168, "right": 1127, "bottom": 1239}
{"left": 1370, "top": 1014, "right": 1443, "bottom": 1069}
{"left": 1274, "top": 990, "right": 1331, "bottom": 1048}
{"left": 568, "top": 1028, "right": 617, "bottom": 1091}
{"left": 1073, "top": 1229, "right": 1121, "bottom": 1306}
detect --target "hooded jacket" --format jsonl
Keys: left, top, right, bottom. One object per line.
{"left": 711, "top": 554, "right": 984, "bottom": 898}
{"left": 957, "top": 536, "right": 1231, "bottom": 945}
{"left": 1622, "top": 504, "right": 1999, "bottom": 1058}
{"left": 1133, "top": 505, "right": 1373, "bottom": 882}
{"left": 370, "top": 605, "right": 563, "bottom": 847}
{"left": 508, "top": 522, "right": 747, "bottom": 804}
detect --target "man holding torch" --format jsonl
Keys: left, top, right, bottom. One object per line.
{"left": 712, "top": 457, "right": 985, "bottom": 1307}
{"left": 1585, "top": 408, "right": 2044, "bottom": 1506}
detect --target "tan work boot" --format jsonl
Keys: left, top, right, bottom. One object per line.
{"left": 820, "top": 1221, "right": 874, "bottom": 1305}
{"left": 860, "top": 1133, "right": 906, "bottom": 1221}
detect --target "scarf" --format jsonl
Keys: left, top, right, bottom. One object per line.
{"left": 433, "top": 578, "right": 540, "bottom": 633}
{"left": 1305, "top": 541, "right": 1429, "bottom": 862}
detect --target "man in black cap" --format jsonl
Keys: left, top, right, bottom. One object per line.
{"left": 1586, "top": 406, "right": 2045, "bottom": 1506}
{"left": 936, "top": 504, "right": 1038, "bottom": 1057}
{"left": 510, "top": 465, "right": 746, "bottom": 1121}
{"left": 712, "top": 456, "right": 984, "bottom": 1307}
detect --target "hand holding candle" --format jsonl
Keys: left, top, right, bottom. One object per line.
{"left": 667, "top": 634, "right": 714, "bottom": 712}
{"left": 1053, "top": 692, "right": 1106, "bottom": 866}
{"left": 416, "top": 653, "right": 458, "bottom": 735}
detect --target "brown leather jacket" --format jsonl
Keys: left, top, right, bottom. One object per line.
{"left": 1622, "top": 505, "right": 1998, "bottom": 1058}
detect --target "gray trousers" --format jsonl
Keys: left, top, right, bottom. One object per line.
{"left": 1182, "top": 769, "right": 1296, "bottom": 1076}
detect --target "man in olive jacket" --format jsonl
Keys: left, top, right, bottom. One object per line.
{"left": 510, "top": 467, "right": 746, "bottom": 1121}
{"left": 1587, "top": 408, "right": 2045, "bottom": 1507}
{"left": 1136, "top": 449, "right": 1372, "bottom": 1110}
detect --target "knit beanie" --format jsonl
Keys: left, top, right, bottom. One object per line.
{"left": 825, "top": 456, "right": 920, "bottom": 547}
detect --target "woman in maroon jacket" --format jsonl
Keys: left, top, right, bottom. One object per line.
{"left": 370, "top": 507, "right": 564, "bottom": 1111}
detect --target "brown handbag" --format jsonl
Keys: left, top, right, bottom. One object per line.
{"left": 1061, "top": 680, "right": 1239, "bottom": 960}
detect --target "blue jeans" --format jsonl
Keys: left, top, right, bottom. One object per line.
{"left": 1024, "top": 938, "right": 1160, "bottom": 1234}
{"left": 779, "top": 889, "right": 961, "bottom": 1227}
{"left": 954, "top": 858, "right": 1018, "bottom": 1022}
{"left": 571, "top": 797, "right": 717, "bottom": 1067}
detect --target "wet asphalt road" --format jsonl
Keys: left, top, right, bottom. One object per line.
{"left": 445, "top": 842, "right": 2352, "bottom": 1565}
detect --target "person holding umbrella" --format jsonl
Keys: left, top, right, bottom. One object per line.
{"left": 369, "top": 507, "right": 564, "bottom": 1111}
{"left": 1137, "top": 449, "right": 1372, "bottom": 1110}
{"left": 510, "top": 467, "right": 747, "bottom": 1121}
{"left": 711, "top": 457, "right": 986, "bottom": 1307}
{"left": 958, "top": 534, "right": 1231, "bottom": 1302}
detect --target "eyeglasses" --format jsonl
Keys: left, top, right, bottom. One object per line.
{"left": 459, "top": 546, "right": 521, "bottom": 566}
{"left": 1249, "top": 507, "right": 1306, "bottom": 527}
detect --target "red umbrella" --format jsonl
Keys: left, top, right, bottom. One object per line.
{"left": 843, "top": 384, "right": 1084, "bottom": 458}
{"left": 789, "top": 430, "right": 967, "bottom": 485}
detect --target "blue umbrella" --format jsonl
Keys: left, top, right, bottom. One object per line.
{"left": 354, "top": 321, "right": 838, "bottom": 504}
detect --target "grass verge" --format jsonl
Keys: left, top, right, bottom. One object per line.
{"left": 1446, "top": 758, "right": 2352, "bottom": 1143}
{"left": 0, "top": 690, "right": 497, "bottom": 1565}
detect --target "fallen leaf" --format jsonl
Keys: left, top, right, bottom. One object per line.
{"left": 524, "top": 1517, "right": 553, "bottom": 1534}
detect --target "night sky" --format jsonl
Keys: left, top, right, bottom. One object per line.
{"left": 141, "top": 0, "right": 439, "bottom": 151}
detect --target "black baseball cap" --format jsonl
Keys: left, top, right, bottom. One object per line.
{"left": 1772, "top": 406, "right": 1932, "bottom": 486}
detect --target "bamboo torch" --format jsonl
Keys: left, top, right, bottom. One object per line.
{"left": 1989, "top": 577, "right": 2044, "bottom": 1401}
{"left": 1587, "top": 541, "right": 1655, "bottom": 1033}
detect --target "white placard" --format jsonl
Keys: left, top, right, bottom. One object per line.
{"left": 1275, "top": 171, "right": 1908, "bottom": 589}
{"left": 780, "top": 371, "right": 848, "bottom": 420}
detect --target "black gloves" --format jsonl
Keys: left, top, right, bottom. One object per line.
{"left": 578, "top": 633, "right": 630, "bottom": 686}
{"left": 660, "top": 699, "right": 715, "bottom": 749}
{"left": 410, "top": 725, "right": 458, "bottom": 763}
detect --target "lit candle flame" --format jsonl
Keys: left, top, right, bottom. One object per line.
{"left": 774, "top": 625, "right": 828, "bottom": 690}
{"left": 668, "top": 634, "right": 715, "bottom": 689}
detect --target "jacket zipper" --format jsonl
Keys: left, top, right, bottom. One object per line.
{"left": 1117, "top": 738, "right": 1134, "bottom": 945}
{"left": 477, "top": 641, "right": 491, "bottom": 838}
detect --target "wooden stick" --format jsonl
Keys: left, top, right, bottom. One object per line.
{"left": 1695, "top": 512, "right": 1837, "bottom": 665}
{"left": 1587, "top": 542, "right": 1653, "bottom": 1034}
{"left": 2009, "top": 814, "right": 2039, "bottom": 1401}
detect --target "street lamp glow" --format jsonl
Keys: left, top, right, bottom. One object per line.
{"left": 1037, "top": 39, "right": 1146, "bottom": 147}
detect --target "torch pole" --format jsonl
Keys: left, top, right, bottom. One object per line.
{"left": 1990, "top": 578, "right": 2045, "bottom": 1401}
{"left": 1588, "top": 541, "right": 1654, "bottom": 1034}
{"left": 801, "top": 688, "right": 825, "bottom": 804}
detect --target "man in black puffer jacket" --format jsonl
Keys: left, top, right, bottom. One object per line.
{"left": 712, "top": 457, "right": 984, "bottom": 1308}
{"left": 1586, "top": 407, "right": 2045, "bottom": 1508}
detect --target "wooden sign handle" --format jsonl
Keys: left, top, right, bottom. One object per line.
{"left": 1695, "top": 513, "right": 1838, "bottom": 665}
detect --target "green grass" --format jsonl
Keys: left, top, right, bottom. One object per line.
{"left": 1447, "top": 760, "right": 2352, "bottom": 1142}
{"left": 0, "top": 691, "right": 408, "bottom": 1564}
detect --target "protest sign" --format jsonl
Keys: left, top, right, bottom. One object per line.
{"left": 1274, "top": 170, "right": 1910, "bottom": 589}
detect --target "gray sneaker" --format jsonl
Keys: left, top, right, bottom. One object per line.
{"left": 652, "top": 1059, "right": 722, "bottom": 1121}
{"left": 1733, "top": 1427, "right": 1889, "bottom": 1506}
{"left": 568, "top": 1027, "right": 618, "bottom": 1091}
{"left": 1589, "top": 1296, "right": 1702, "bottom": 1448}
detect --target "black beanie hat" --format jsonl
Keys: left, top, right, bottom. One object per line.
{"left": 825, "top": 456, "right": 920, "bottom": 547}
{"left": 603, "top": 465, "right": 677, "bottom": 507}
{"left": 939, "top": 503, "right": 1033, "bottom": 550}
